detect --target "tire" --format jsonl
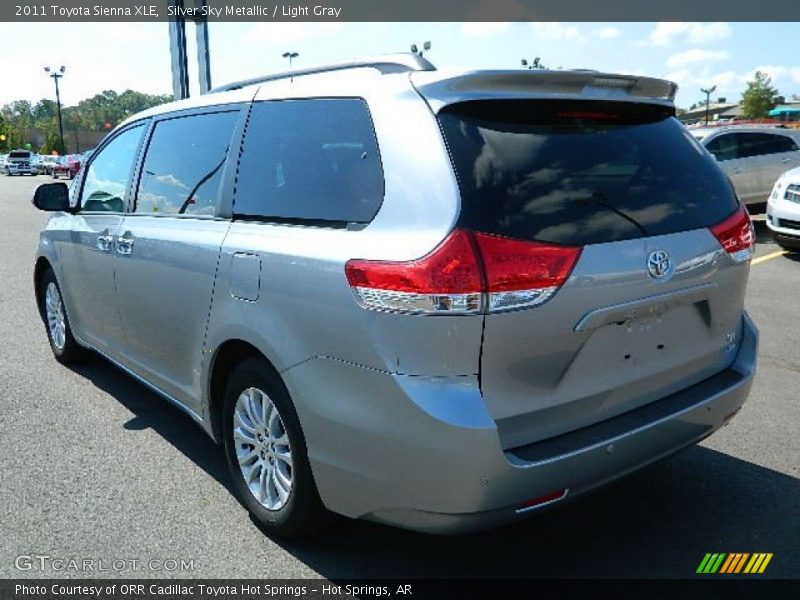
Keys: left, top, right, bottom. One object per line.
{"left": 222, "top": 357, "right": 329, "bottom": 537}
{"left": 39, "top": 269, "right": 86, "bottom": 364}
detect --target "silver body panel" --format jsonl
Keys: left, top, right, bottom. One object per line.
{"left": 35, "top": 63, "right": 758, "bottom": 532}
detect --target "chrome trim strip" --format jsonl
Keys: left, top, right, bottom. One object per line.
{"left": 514, "top": 489, "right": 570, "bottom": 514}
{"left": 574, "top": 282, "right": 717, "bottom": 332}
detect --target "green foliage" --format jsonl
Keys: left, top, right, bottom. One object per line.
{"left": 1, "top": 89, "right": 172, "bottom": 152}
{"left": 740, "top": 71, "right": 779, "bottom": 119}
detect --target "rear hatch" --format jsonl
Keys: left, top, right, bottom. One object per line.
{"left": 437, "top": 98, "right": 753, "bottom": 449}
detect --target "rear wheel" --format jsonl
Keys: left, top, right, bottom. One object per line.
{"left": 222, "top": 357, "right": 329, "bottom": 537}
{"left": 39, "top": 269, "right": 85, "bottom": 364}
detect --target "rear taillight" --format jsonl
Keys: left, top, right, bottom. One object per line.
{"left": 344, "top": 229, "right": 483, "bottom": 314}
{"left": 473, "top": 232, "right": 582, "bottom": 312}
{"left": 344, "top": 229, "right": 581, "bottom": 315}
{"left": 710, "top": 205, "right": 754, "bottom": 263}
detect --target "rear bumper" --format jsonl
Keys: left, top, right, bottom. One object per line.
{"left": 285, "top": 313, "right": 757, "bottom": 534}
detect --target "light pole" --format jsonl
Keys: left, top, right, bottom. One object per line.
{"left": 44, "top": 66, "right": 66, "bottom": 153}
{"left": 410, "top": 42, "right": 431, "bottom": 57}
{"left": 282, "top": 51, "right": 299, "bottom": 69}
{"left": 700, "top": 85, "right": 717, "bottom": 125}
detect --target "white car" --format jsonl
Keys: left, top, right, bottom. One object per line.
{"left": 766, "top": 167, "right": 800, "bottom": 250}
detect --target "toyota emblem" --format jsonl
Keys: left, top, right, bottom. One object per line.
{"left": 647, "top": 250, "right": 673, "bottom": 280}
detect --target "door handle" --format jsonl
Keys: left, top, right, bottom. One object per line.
{"left": 116, "top": 233, "right": 135, "bottom": 255}
{"left": 731, "top": 168, "right": 742, "bottom": 174}
{"left": 96, "top": 233, "right": 114, "bottom": 252}
{"left": 781, "top": 157, "right": 792, "bottom": 163}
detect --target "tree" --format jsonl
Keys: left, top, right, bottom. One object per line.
{"left": 740, "top": 71, "right": 779, "bottom": 119}
{"left": 0, "top": 89, "right": 171, "bottom": 152}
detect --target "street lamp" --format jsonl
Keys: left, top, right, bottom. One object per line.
{"left": 700, "top": 85, "right": 717, "bottom": 125}
{"left": 410, "top": 42, "right": 431, "bottom": 57}
{"left": 44, "top": 66, "right": 66, "bottom": 153}
{"left": 282, "top": 51, "right": 299, "bottom": 69}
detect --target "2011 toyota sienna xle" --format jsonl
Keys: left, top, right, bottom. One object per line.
{"left": 31, "top": 54, "right": 758, "bottom": 536}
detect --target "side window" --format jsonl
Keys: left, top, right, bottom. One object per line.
{"left": 136, "top": 110, "right": 239, "bottom": 216}
{"left": 760, "top": 133, "right": 799, "bottom": 154}
{"left": 79, "top": 124, "right": 145, "bottom": 212}
{"left": 234, "top": 98, "right": 384, "bottom": 225}
{"left": 735, "top": 132, "right": 798, "bottom": 158}
{"left": 706, "top": 134, "right": 738, "bottom": 161}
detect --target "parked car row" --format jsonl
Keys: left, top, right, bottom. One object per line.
{"left": 2, "top": 149, "right": 94, "bottom": 178}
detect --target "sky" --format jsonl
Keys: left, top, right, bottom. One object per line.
{"left": 1, "top": 21, "right": 799, "bottom": 110}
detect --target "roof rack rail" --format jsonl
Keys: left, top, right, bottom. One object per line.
{"left": 210, "top": 53, "right": 436, "bottom": 93}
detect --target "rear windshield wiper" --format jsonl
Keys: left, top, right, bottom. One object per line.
{"left": 574, "top": 192, "right": 648, "bottom": 236}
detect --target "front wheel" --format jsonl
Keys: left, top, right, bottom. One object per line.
{"left": 222, "top": 357, "right": 329, "bottom": 537}
{"left": 39, "top": 269, "right": 85, "bottom": 364}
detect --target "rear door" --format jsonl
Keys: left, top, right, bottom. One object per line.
{"left": 705, "top": 133, "right": 761, "bottom": 203}
{"left": 112, "top": 108, "right": 241, "bottom": 412}
{"left": 438, "top": 100, "right": 749, "bottom": 448}
{"left": 751, "top": 132, "right": 800, "bottom": 192}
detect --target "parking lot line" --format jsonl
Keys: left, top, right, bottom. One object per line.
{"left": 752, "top": 250, "right": 789, "bottom": 266}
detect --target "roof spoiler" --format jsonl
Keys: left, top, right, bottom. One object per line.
{"left": 411, "top": 70, "right": 678, "bottom": 111}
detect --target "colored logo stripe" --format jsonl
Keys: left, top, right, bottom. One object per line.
{"left": 720, "top": 553, "right": 749, "bottom": 573}
{"left": 698, "top": 553, "right": 773, "bottom": 574}
{"left": 697, "top": 553, "right": 726, "bottom": 573}
{"left": 744, "top": 553, "right": 774, "bottom": 574}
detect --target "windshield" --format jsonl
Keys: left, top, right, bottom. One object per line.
{"left": 439, "top": 100, "right": 738, "bottom": 246}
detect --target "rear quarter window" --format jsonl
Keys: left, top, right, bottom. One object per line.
{"left": 233, "top": 98, "right": 384, "bottom": 226}
{"left": 439, "top": 100, "right": 739, "bottom": 246}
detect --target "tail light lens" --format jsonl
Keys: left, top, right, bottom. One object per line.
{"left": 473, "top": 232, "right": 582, "bottom": 312}
{"left": 344, "top": 229, "right": 483, "bottom": 314}
{"left": 344, "top": 229, "right": 581, "bottom": 314}
{"left": 710, "top": 205, "right": 754, "bottom": 263}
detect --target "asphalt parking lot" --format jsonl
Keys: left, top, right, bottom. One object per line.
{"left": 0, "top": 173, "right": 798, "bottom": 580}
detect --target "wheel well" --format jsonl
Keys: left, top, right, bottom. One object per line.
{"left": 33, "top": 257, "right": 52, "bottom": 321}
{"left": 208, "top": 340, "right": 275, "bottom": 444}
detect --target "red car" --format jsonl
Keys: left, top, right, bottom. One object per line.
{"left": 52, "top": 154, "right": 81, "bottom": 179}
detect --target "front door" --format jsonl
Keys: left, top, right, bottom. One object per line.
{"left": 112, "top": 109, "right": 240, "bottom": 412}
{"left": 56, "top": 123, "right": 147, "bottom": 355}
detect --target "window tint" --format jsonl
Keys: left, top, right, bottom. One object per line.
{"left": 705, "top": 134, "right": 738, "bottom": 161}
{"left": 80, "top": 124, "right": 145, "bottom": 212}
{"left": 234, "top": 99, "right": 384, "bottom": 225}
{"left": 439, "top": 100, "right": 738, "bottom": 247}
{"left": 136, "top": 111, "right": 239, "bottom": 216}
{"left": 738, "top": 132, "right": 798, "bottom": 157}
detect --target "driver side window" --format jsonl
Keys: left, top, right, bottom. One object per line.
{"left": 79, "top": 124, "right": 145, "bottom": 212}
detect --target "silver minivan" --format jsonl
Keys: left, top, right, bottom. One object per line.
{"left": 32, "top": 55, "right": 758, "bottom": 536}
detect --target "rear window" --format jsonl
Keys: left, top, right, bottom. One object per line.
{"left": 439, "top": 100, "right": 738, "bottom": 246}
{"left": 233, "top": 98, "right": 384, "bottom": 226}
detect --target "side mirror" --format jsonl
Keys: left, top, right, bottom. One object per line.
{"left": 32, "top": 183, "right": 71, "bottom": 212}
